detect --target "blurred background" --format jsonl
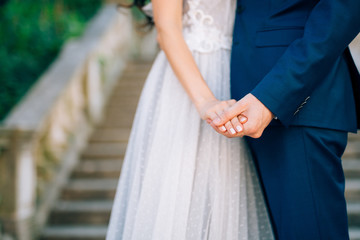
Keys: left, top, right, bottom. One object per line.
{"left": 0, "top": 1, "right": 359, "bottom": 240}
{"left": 0, "top": 0, "right": 102, "bottom": 121}
{"left": 0, "top": 0, "right": 157, "bottom": 239}
{"left": 0, "top": 0, "right": 154, "bottom": 121}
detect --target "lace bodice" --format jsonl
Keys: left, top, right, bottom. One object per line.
{"left": 142, "top": 0, "right": 236, "bottom": 53}
{"left": 182, "top": 0, "right": 236, "bottom": 53}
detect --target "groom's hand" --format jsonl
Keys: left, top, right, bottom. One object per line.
{"left": 213, "top": 94, "right": 274, "bottom": 138}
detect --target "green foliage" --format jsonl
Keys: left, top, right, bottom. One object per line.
{"left": 0, "top": 0, "right": 102, "bottom": 121}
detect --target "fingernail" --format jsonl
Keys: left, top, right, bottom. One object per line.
{"left": 220, "top": 126, "right": 226, "bottom": 132}
{"left": 230, "top": 128, "right": 236, "bottom": 134}
{"left": 236, "top": 126, "right": 242, "bottom": 132}
{"left": 213, "top": 118, "right": 220, "bottom": 124}
{"left": 240, "top": 117, "right": 247, "bottom": 123}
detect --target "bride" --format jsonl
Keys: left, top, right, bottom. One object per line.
{"left": 106, "top": 0, "right": 274, "bottom": 239}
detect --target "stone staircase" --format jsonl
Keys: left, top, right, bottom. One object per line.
{"left": 40, "top": 60, "right": 153, "bottom": 240}
{"left": 345, "top": 133, "right": 360, "bottom": 240}
{"left": 40, "top": 58, "right": 360, "bottom": 239}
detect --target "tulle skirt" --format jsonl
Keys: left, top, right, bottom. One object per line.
{"left": 106, "top": 50, "right": 274, "bottom": 240}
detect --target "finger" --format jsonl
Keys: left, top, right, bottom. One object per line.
{"left": 210, "top": 122, "right": 245, "bottom": 138}
{"left": 224, "top": 120, "right": 236, "bottom": 135}
{"left": 231, "top": 116, "right": 243, "bottom": 133}
{"left": 225, "top": 101, "right": 241, "bottom": 134}
{"left": 227, "top": 99, "right": 236, "bottom": 106}
{"left": 210, "top": 122, "right": 233, "bottom": 137}
{"left": 218, "top": 125, "right": 227, "bottom": 132}
{"left": 209, "top": 122, "right": 224, "bottom": 134}
{"left": 206, "top": 111, "right": 226, "bottom": 132}
{"left": 213, "top": 100, "right": 246, "bottom": 126}
{"left": 205, "top": 110, "right": 218, "bottom": 122}
{"left": 241, "top": 118, "right": 260, "bottom": 138}
{"left": 218, "top": 102, "right": 235, "bottom": 134}
{"left": 238, "top": 114, "right": 248, "bottom": 124}
{"left": 240, "top": 120, "right": 250, "bottom": 137}
{"left": 215, "top": 106, "right": 230, "bottom": 132}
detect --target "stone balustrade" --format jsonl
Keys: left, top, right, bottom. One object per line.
{"left": 0, "top": 4, "right": 157, "bottom": 240}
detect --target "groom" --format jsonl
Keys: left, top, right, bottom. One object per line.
{"left": 212, "top": 0, "right": 360, "bottom": 239}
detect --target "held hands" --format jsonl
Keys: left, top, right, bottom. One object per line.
{"left": 197, "top": 98, "right": 248, "bottom": 137}
{"left": 206, "top": 94, "right": 274, "bottom": 139}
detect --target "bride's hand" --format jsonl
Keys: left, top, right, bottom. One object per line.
{"left": 209, "top": 115, "right": 248, "bottom": 138}
{"left": 198, "top": 99, "right": 247, "bottom": 136}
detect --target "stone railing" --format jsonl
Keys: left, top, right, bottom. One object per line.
{"left": 0, "top": 4, "right": 156, "bottom": 240}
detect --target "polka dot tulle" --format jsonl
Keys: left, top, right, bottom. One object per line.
{"left": 106, "top": 0, "right": 274, "bottom": 239}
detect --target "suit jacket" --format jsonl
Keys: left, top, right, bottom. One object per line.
{"left": 345, "top": 47, "right": 360, "bottom": 129}
{"left": 230, "top": 0, "right": 360, "bottom": 133}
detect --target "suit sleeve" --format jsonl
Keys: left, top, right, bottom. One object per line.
{"left": 251, "top": 0, "right": 360, "bottom": 126}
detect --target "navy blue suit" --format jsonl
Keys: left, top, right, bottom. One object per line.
{"left": 230, "top": 0, "right": 360, "bottom": 239}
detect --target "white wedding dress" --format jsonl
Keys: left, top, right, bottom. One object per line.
{"left": 106, "top": 0, "right": 274, "bottom": 239}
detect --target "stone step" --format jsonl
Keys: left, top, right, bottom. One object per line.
{"left": 106, "top": 96, "right": 141, "bottom": 106}
{"left": 100, "top": 118, "right": 135, "bottom": 128}
{"left": 107, "top": 90, "right": 143, "bottom": 100}
{"left": 114, "top": 84, "right": 146, "bottom": 92}
{"left": 121, "top": 70, "right": 150, "bottom": 76}
{"left": 348, "top": 132, "right": 360, "bottom": 141}
{"left": 61, "top": 179, "right": 118, "bottom": 200}
{"left": 103, "top": 104, "right": 138, "bottom": 113}
{"left": 90, "top": 128, "right": 131, "bottom": 143}
{"left": 120, "top": 71, "right": 150, "bottom": 78}
{"left": 119, "top": 74, "right": 150, "bottom": 82}
{"left": 346, "top": 180, "right": 360, "bottom": 201}
{"left": 41, "top": 225, "right": 107, "bottom": 240}
{"left": 103, "top": 107, "right": 137, "bottom": 115}
{"left": 350, "top": 228, "right": 360, "bottom": 240}
{"left": 104, "top": 102, "right": 140, "bottom": 110}
{"left": 103, "top": 109, "right": 138, "bottom": 117}
{"left": 110, "top": 87, "right": 143, "bottom": 94}
{"left": 344, "top": 159, "right": 360, "bottom": 178}
{"left": 48, "top": 201, "right": 112, "bottom": 225}
{"left": 112, "top": 80, "right": 143, "bottom": 87}
{"left": 125, "top": 61, "right": 152, "bottom": 71}
{"left": 122, "top": 64, "right": 151, "bottom": 71}
{"left": 108, "top": 86, "right": 142, "bottom": 95}
{"left": 348, "top": 203, "right": 360, "bottom": 227}
{"left": 110, "top": 90, "right": 143, "bottom": 98}
{"left": 72, "top": 159, "right": 122, "bottom": 179}
{"left": 103, "top": 105, "right": 138, "bottom": 113}
{"left": 122, "top": 65, "right": 151, "bottom": 72}
{"left": 81, "top": 142, "right": 127, "bottom": 159}
{"left": 344, "top": 141, "right": 360, "bottom": 159}
{"left": 40, "top": 60, "right": 151, "bottom": 239}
